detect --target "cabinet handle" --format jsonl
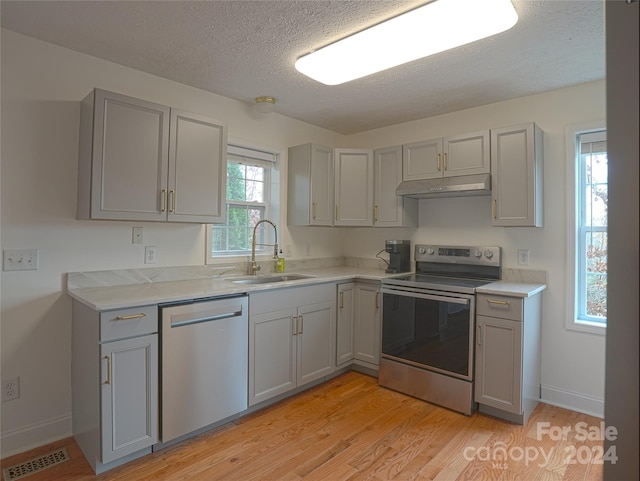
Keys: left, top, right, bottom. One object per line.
{"left": 437, "top": 154, "right": 441, "bottom": 171}
{"left": 373, "top": 205, "right": 379, "bottom": 222}
{"left": 115, "top": 313, "right": 146, "bottom": 320}
{"left": 492, "top": 199, "right": 497, "bottom": 219}
{"left": 487, "top": 298, "right": 510, "bottom": 306}
{"left": 375, "top": 292, "right": 380, "bottom": 309}
{"left": 443, "top": 152, "right": 448, "bottom": 171}
{"left": 339, "top": 291, "right": 344, "bottom": 309}
{"left": 335, "top": 205, "right": 339, "bottom": 221}
{"left": 170, "top": 189, "right": 176, "bottom": 213}
{"left": 103, "top": 355, "right": 111, "bottom": 385}
{"left": 298, "top": 315, "right": 304, "bottom": 335}
{"left": 477, "top": 325, "right": 481, "bottom": 345}
{"left": 292, "top": 316, "right": 298, "bottom": 336}
{"left": 161, "top": 189, "right": 167, "bottom": 212}
{"left": 312, "top": 202, "right": 317, "bottom": 220}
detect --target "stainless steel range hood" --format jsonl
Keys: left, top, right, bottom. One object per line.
{"left": 395, "top": 173, "right": 491, "bottom": 198}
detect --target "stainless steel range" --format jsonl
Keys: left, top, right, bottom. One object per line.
{"left": 379, "top": 244, "right": 501, "bottom": 415}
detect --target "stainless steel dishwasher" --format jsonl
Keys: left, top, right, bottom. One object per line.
{"left": 159, "top": 295, "right": 248, "bottom": 444}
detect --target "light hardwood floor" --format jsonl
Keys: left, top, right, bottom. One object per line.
{"left": 1, "top": 372, "right": 603, "bottom": 480}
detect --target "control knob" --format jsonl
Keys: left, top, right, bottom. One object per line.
{"left": 418, "top": 247, "right": 426, "bottom": 255}
{"left": 474, "top": 250, "right": 483, "bottom": 258}
{"left": 426, "top": 248, "right": 435, "bottom": 255}
{"left": 484, "top": 250, "right": 494, "bottom": 259}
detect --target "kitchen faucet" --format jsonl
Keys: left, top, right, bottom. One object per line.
{"left": 250, "top": 219, "right": 278, "bottom": 275}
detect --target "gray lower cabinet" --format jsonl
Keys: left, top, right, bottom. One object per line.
{"left": 249, "top": 284, "right": 336, "bottom": 406}
{"left": 336, "top": 281, "right": 381, "bottom": 369}
{"left": 336, "top": 282, "right": 356, "bottom": 365}
{"left": 72, "top": 302, "right": 158, "bottom": 474}
{"left": 474, "top": 293, "right": 542, "bottom": 424}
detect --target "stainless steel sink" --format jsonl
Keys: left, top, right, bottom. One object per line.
{"left": 225, "top": 273, "right": 315, "bottom": 285}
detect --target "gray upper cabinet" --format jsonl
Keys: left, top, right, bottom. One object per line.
{"left": 168, "top": 110, "right": 226, "bottom": 223}
{"left": 334, "top": 149, "right": 374, "bottom": 226}
{"left": 77, "top": 89, "right": 226, "bottom": 223}
{"left": 287, "top": 143, "right": 334, "bottom": 226}
{"left": 402, "top": 131, "right": 490, "bottom": 181}
{"left": 373, "top": 145, "right": 417, "bottom": 227}
{"left": 491, "top": 123, "right": 544, "bottom": 227}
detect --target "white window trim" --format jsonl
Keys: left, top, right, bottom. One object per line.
{"left": 565, "top": 121, "right": 607, "bottom": 335}
{"left": 205, "top": 140, "right": 282, "bottom": 265}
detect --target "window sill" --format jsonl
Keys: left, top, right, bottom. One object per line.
{"left": 566, "top": 319, "right": 607, "bottom": 335}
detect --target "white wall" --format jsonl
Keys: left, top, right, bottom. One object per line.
{"left": 345, "top": 81, "right": 607, "bottom": 416}
{"left": 0, "top": 29, "right": 346, "bottom": 456}
{"left": 1, "top": 28, "right": 608, "bottom": 458}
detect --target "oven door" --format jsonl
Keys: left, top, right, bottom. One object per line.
{"left": 381, "top": 286, "right": 476, "bottom": 381}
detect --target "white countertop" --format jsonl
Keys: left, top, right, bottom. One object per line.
{"left": 476, "top": 281, "right": 547, "bottom": 298}
{"left": 67, "top": 264, "right": 547, "bottom": 310}
{"left": 67, "top": 266, "right": 394, "bottom": 311}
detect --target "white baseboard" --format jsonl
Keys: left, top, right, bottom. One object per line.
{"left": 0, "top": 413, "right": 72, "bottom": 459}
{"left": 541, "top": 384, "right": 604, "bottom": 418}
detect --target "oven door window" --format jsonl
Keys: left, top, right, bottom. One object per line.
{"left": 382, "top": 289, "right": 474, "bottom": 380}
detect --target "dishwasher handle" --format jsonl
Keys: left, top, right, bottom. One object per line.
{"left": 169, "top": 305, "right": 244, "bottom": 328}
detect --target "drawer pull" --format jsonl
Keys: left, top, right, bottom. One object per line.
{"left": 339, "top": 291, "right": 344, "bottom": 309}
{"left": 116, "top": 313, "right": 147, "bottom": 320}
{"left": 486, "top": 299, "right": 510, "bottom": 306}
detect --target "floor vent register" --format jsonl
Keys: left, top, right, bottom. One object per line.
{"left": 2, "top": 448, "right": 70, "bottom": 481}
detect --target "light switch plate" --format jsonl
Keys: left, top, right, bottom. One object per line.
{"left": 3, "top": 249, "right": 39, "bottom": 271}
{"left": 132, "top": 227, "right": 143, "bottom": 245}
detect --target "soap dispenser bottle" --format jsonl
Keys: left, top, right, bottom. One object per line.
{"left": 276, "top": 249, "right": 285, "bottom": 272}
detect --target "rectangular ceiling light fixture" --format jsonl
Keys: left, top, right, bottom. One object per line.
{"left": 295, "top": 0, "right": 518, "bottom": 85}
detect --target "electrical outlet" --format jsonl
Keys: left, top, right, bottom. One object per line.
{"left": 132, "top": 227, "right": 143, "bottom": 245}
{"left": 285, "top": 245, "right": 292, "bottom": 257}
{"left": 145, "top": 246, "right": 157, "bottom": 264}
{"left": 305, "top": 244, "right": 311, "bottom": 257}
{"left": 517, "top": 249, "right": 530, "bottom": 266}
{"left": 3, "top": 249, "right": 39, "bottom": 271}
{"left": 3, "top": 377, "right": 20, "bottom": 402}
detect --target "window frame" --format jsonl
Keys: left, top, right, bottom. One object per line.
{"left": 206, "top": 142, "right": 281, "bottom": 264}
{"left": 565, "top": 121, "right": 607, "bottom": 334}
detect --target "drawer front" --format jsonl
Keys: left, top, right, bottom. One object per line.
{"left": 100, "top": 305, "right": 158, "bottom": 342}
{"left": 476, "top": 294, "right": 523, "bottom": 321}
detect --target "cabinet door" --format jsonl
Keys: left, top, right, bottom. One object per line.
{"left": 334, "top": 149, "right": 373, "bottom": 226}
{"left": 310, "top": 145, "right": 334, "bottom": 226}
{"left": 443, "top": 130, "right": 490, "bottom": 177}
{"left": 354, "top": 283, "right": 381, "bottom": 366}
{"left": 249, "top": 308, "right": 297, "bottom": 406}
{"left": 336, "top": 283, "right": 356, "bottom": 365}
{"left": 402, "top": 138, "right": 442, "bottom": 181}
{"left": 90, "top": 89, "right": 170, "bottom": 221}
{"left": 100, "top": 334, "right": 158, "bottom": 464}
{"left": 168, "top": 110, "right": 227, "bottom": 223}
{"left": 491, "top": 123, "right": 543, "bottom": 227}
{"left": 475, "top": 315, "right": 523, "bottom": 414}
{"left": 374, "top": 146, "right": 414, "bottom": 227}
{"left": 297, "top": 300, "right": 336, "bottom": 386}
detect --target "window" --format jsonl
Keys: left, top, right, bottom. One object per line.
{"left": 207, "top": 144, "right": 278, "bottom": 260}
{"left": 567, "top": 124, "right": 607, "bottom": 332}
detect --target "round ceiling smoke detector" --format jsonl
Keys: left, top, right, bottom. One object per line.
{"left": 254, "top": 96, "right": 276, "bottom": 113}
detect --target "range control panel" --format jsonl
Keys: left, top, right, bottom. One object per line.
{"left": 415, "top": 245, "right": 501, "bottom": 267}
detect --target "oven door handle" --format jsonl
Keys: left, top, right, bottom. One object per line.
{"left": 381, "top": 287, "right": 470, "bottom": 305}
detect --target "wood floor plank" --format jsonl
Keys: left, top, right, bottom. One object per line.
{"left": 0, "top": 372, "right": 604, "bottom": 481}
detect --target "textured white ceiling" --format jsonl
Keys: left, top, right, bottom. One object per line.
{"left": 1, "top": 0, "right": 605, "bottom": 134}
